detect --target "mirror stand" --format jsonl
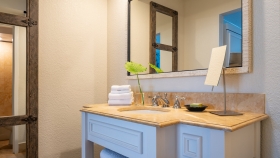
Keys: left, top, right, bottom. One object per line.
{"left": 210, "top": 68, "right": 243, "bottom": 116}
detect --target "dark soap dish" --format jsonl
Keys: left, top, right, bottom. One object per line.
{"left": 185, "top": 105, "right": 208, "bottom": 112}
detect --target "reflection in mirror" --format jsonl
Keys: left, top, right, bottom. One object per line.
{"left": 0, "top": 0, "right": 26, "bottom": 16}
{"left": 0, "top": 23, "right": 26, "bottom": 117}
{"left": 156, "top": 49, "right": 172, "bottom": 72}
{"left": 156, "top": 12, "right": 172, "bottom": 46}
{"left": 131, "top": 0, "right": 242, "bottom": 75}
{"left": 220, "top": 9, "right": 242, "bottom": 67}
{"left": 0, "top": 124, "right": 26, "bottom": 158}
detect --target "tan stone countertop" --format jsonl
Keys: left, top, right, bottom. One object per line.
{"left": 81, "top": 104, "right": 268, "bottom": 132}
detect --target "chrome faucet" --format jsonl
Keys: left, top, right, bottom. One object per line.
{"left": 173, "top": 96, "right": 185, "bottom": 109}
{"left": 151, "top": 93, "right": 170, "bottom": 108}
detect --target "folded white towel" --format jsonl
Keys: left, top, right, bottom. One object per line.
{"left": 111, "top": 89, "right": 131, "bottom": 94}
{"left": 111, "top": 85, "right": 131, "bottom": 91}
{"left": 100, "top": 148, "right": 127, "bottom": 158}
{"left": 108, "top": 99, "right": 133, "bottom": 105}
{"left": 108, "top": 92, "right": 133, "bottom": 100}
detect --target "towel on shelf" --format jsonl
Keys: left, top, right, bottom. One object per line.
{"left": 111, "top": 85, "right": 131, "bottom": 91}
{"left": 108, "top": 98, "right": 134, "bottom": 105}
{"left": 108, "top": 92, "right": 133, "bottom": 100}
{"left": 110, "top": 89, "right": 131, "bottom": 94}
{"left": 100, "top": 148, "right": 128, "bottom": 158}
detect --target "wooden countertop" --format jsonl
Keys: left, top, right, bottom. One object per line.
{"left": 80, "top": 104, "right": 268, "bottom": 132}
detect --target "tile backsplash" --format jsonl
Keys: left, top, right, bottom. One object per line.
{"left": 138, "top": 92, "right": 265, "bottom": 114}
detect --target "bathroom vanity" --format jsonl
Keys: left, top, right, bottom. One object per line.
{"left": 81, "top": 104, "right": 267, "bottom": 158}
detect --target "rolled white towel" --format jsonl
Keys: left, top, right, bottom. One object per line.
{"left": 111, "top": 85, "right": 131, "bottom": 91}
{"left": 108, "top": 98, "right": 133, "bottom": 105}
{"left": 111, "top": 89, "right": 131, "bottom": 94}
{"left": 108, "top": 92, "right": 133, "bottom": 100}
{"left": 100, "top": 148, "right": 127, "bottom": 158}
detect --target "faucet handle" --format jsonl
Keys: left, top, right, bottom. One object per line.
{"left": 149, "top": 95, "right": 159, "bottom": 106}
{"left": 173, "top": 96, "right": 185, "bottom": 109}
{"left": 163, "top": 93, "right": 170, "bottom": 104}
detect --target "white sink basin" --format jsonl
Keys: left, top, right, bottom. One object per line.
{"left": 118, "top": 106, "right": 170, "bottom": 114}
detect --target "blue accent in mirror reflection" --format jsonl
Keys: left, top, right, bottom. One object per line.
{"left": 156, "top": 33, "right": 161, "bottom": 68}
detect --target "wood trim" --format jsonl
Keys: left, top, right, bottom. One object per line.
{"left": 0, "top": 12, "right": 28, "bottom": 27}
{"left": 0, "top": 116, "right": 28, "bottom": 126}
{"left": 151, "top": 2, "right": 178, "bottom": 17}
{"left": 156, "top": 44, "right": 173, "bottom": 52}
{"left": 27, "top": 0, "right": 38, "bottom": 157}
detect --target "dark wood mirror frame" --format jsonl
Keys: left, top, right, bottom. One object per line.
{"left": 149, "top": 1, "right": 178, "bottom": 73}
{"left": 0, "top": 0, "right": 38, "bottom": 157}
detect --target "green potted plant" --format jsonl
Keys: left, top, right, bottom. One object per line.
{"left": 125, "top": 61, "right": 163, "bottom": 105}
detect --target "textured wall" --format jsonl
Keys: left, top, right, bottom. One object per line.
{"left": 0, "top": 42, "right": 12, "bottom": 116}
{"left": 39, "top": 0, "right": 107, "bottom": 157}
{"left": 108, "top": 0, "right": 280, "bottom": 157}
{"left": 107, "top": 0, "right": 129, "bottom": 93}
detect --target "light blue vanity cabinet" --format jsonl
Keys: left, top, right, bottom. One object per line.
{"left": 82, "top": 112, "right": 177, "bottom": 158}
{"left": 177, "top": 123, "right": 260, "bottom": 158}
{"left": 82, "top": 111, "right": 261, "bottom": 158}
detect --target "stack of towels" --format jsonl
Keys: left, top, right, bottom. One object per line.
{"left": 100, "top": 148, "right": 128, "bottom": 158}
{"left": 108, "top": 85, "right": 134, "bottom": 105}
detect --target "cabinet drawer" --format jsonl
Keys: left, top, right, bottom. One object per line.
{"left": 85, "top": 113, "right": 158, "bottom": 158}
{"left": 88, "top": 119, "right": 143, "bottom": 153}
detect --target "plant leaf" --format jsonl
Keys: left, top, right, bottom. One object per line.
{"left": 125, "top": 61, "right": 147, "bottom": 74}
{"left": 149, "top": 63, "right": 163, "bottom": 73}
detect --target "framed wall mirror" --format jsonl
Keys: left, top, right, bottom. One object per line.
{"left": 0, "top": 0, "right": 38, "bottom": 157}
{"left": 127, "top": 0, "right": 252, "bottom": 79}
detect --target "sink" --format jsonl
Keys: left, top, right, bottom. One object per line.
{"left": 118, "top": 106, "right": 170, "bottom": 114}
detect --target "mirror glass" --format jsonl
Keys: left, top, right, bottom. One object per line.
{"left": 156, "top": 12, "right": 173, "bottom": 46}
{"left": 156, "top": 49, "right": 172, "bottom": 72}
{"left": 0, "top": 23, "right": 26, "bottom": 117}
{"left": 0, "top": 124, "right": 26, "bottom": 157}
{"left": 0, "top": 0, "right": 26, "bottom": 17}
{"left": 130, "top": 0, "right": 242, "bottom": 74}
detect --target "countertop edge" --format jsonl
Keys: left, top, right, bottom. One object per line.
{"left": 226, "top": 115, "right": 269, "bottom": 131}
{"left": 179, "top": 115, "right": 269, "bottom": 132}
{"left": 81, "top": 109, "right": 269, "bottom": 131}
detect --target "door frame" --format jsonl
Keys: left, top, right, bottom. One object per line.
{"left": 0, "top": 0, "right": 38, "bottom": 157}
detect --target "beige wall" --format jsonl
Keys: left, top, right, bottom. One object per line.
{"left": 184, "top": 0, "right": 241, "bottom": 70}
{"left": 39, "top": 0, "right": 107, "bottom": 157}
{"left": 0, "top": 42, "right": 12, "bottom": 116}
{"left": 107, "top": 0, "right": 129, "bottom": 91}
{"left": 130, "top": 0, "right": 150, "bottom": 72}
